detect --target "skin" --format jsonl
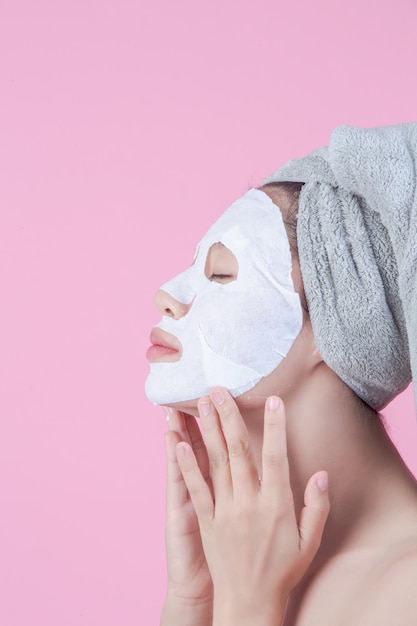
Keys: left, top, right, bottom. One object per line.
{"left": 156, "top": 188, "right": 417, "bottom": 625}
{"left": 173, "top": 389, "right": 330, "bottom": 626}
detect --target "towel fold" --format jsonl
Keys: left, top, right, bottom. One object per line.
{"left": 264, "top": 123, "right": 417, "bottom": 410}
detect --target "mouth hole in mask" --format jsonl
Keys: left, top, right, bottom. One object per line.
{"left": 204, "top": 242, "right": 239, "bottom": 284}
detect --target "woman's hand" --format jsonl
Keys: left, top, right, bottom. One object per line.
{"left": 160, "top": 408, "right": 213, "bottom": 626}
{"left": 175, "top": 389, "right": 330, "bottom": 626}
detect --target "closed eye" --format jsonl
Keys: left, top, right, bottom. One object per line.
{"left": 204, "top": 242, "right": 239, "bottom": 285}
{"left": 209, "top": 273, "right": 234, "bottom": 283}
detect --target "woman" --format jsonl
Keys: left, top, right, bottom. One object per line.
{"left": 146, "top": 124, "right": 417, "bottom": 625}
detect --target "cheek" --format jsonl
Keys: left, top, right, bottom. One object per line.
{"left": 195, "top": 283, "right": 286, "bottom": 359}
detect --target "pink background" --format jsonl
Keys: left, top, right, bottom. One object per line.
{"left": 1, "top": 0, "right": 417, "bottom": 623}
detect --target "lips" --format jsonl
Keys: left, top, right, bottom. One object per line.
{"left": 146, "top": 328, "right": 182, "bottom": 362}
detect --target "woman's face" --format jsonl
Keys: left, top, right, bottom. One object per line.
{"left": 145, "top": 188, "right": 303, "bottom": 409}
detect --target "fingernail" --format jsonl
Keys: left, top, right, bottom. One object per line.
{"left": 164, "top": 407, "right": 172, "bottom": 421}
{"left": 212, "top": 390, "right": 225, "bottom": 405}
{"left": 316, "top": 472, "right": 328, "bottom": 492}
{"left": 199, "top": 399, "right": 211, "bottom": 416}
{"left": 267, "top": 396, "right": 281, "bottom": 411}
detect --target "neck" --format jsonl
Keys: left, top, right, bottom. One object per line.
{"left": 241, "top": 363, "right": 417, "bottom": 568}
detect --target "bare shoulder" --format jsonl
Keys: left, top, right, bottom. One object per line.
{"left": 285, "top": 538, "right": 417, "bottom": 626}
{"left": 361, "top": 543, "right": 417, "bottom": 625}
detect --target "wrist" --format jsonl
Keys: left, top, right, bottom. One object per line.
{"left": 161, "top": 594, "right": 213, "bottom": 626}
{"left": 213, "top": 594, "right": 286, "bottom": 626}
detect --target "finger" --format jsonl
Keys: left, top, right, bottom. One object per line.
{"left": 260, "top": 396, "right": 291, "bottom": 501}
{"left": 176, "top": 442, "right": 214, "bottom": 520}
{"left": 197, "top": 396, "right": 232, "bottom": 503}
{"left": 298, "top": 471, "right": 330, "bottom": 561}
{"left": 166, "top": 407, "right": 190, "bottom": 443}
{"left": 184, "top": 413, "right": 210, "bottom": 483}
{"left": 209, "top": 388, "right": 259, "bottom": 500}
{"left": 165, "top": 430, "right": 189, "bottom": 511}
{"left": 166, "top": 408, "right": 212, "bottom": 500}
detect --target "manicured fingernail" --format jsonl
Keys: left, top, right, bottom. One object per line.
{"left": 267, "top": 396, "right": 281, "bottom": 411}
{"left": 316, "top": 472, "right": 328, "bottom": 492}
{"left": 212, "top": 390, "right": 225, "bottom": 405}
{"left": 199, "top": 399, "right": 211, "bottom": 416}
{"left": 164, "top": 407, "right": 172, "bottom": 421}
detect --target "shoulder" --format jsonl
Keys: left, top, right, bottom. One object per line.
{"left": 361, "top": 544, "right": 417, "bottom": 626}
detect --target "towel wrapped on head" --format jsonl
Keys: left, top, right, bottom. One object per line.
{"left": 264, "top": 123, "right": 417, "bottom": 410}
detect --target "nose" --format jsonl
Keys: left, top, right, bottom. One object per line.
{"left": 154, "top": 289, "right": 192, "bottom": 320}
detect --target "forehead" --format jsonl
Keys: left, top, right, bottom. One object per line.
{"left": 198, "top": 188, "right": 284, "bottom": 254}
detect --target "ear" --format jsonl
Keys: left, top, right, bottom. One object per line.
{"left": 311, "top": 345, "right": 324, "bottom": 366}
{"left": 300, "top": 317, "right": 323, "bottom": 367}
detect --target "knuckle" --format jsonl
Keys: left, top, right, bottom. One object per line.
{"left": 218, "top": 404, "right": 236, "bottom": 423}
{"left": 314, "top": 500, "right": 331, "bottom": 517}
{"left": 262, "top": 450, "right": 282, "bottom": 469}
{"left": 209, "top": 449, "right": 229, "bottom": 471}
{"left": 228, "top": 436, "right": 250, "bottom": 459}
{"left": 303, "top": 531, "right": 322, "bottom": 557}
{"left": 201, "top": 419, "right": 220, "bottom": 437}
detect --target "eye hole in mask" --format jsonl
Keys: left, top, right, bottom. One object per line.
{"left": 204, "top": 242, "right": 239, "bottom": 284}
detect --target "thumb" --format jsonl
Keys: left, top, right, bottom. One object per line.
{"left": 298, "top": 471, "right": 330, "bottom": 561}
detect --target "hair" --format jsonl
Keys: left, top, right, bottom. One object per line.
{"left": 261, "top": 181, "right": 303, "bottom": 257}
{"left": 261, "top": 181, "right": 307, "bottom": 314}
{"left": 261, "top": 181, "right": 383, "bottom": 426}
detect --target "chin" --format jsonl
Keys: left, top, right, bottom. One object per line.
{"left": 161, "top": 398, "right": 200, "bottom": 417}
{"left": 159, "top": 386, "right": 266, "bottom": 419}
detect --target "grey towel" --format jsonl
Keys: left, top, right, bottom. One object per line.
{"left": 264, "top": 123, "right": 417, "bottom": 410}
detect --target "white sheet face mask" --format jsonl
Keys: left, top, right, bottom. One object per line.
{"left": 145, "top": 188, "right": 303, "bottom": 405}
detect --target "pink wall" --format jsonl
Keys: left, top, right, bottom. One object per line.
{"left": 1, "top": 0, "right": 417, "bottom": 623}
